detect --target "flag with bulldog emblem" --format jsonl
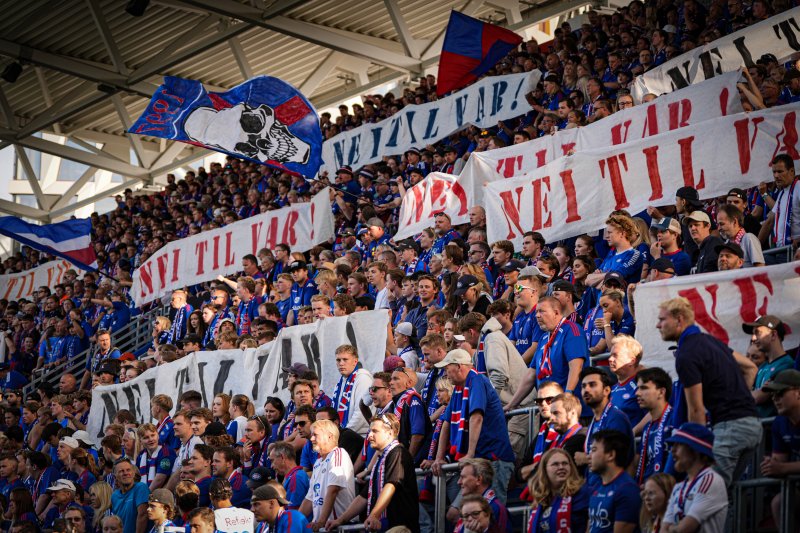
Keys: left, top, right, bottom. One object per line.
{"left": 130, "top": 76, "right": 323, "bottom": 177}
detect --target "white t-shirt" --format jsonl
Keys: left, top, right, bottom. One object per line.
{"left": 172, "top": 435, "right": 202, "bottom": 473}
{"left": 305, "top": 447, "right": 355, "bottom": 523}
{"left": 214, "top": 507, "right": 255, "bottom": 533}
{"left": 771, "top": 181, "right": 800, "bottom": 245}
{"left": 374, "top": 287, "right": 390, "bottom": 310}
{"left": 663, "top": 468, "right": 728, "bottom": 533}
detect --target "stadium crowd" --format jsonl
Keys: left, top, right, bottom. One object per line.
{"left": 1, "top": 0, "right": 800, "bottom": 531}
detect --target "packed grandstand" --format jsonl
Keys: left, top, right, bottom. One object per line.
{"left": 1, "top": 0, "right": 800, "bottom": 532}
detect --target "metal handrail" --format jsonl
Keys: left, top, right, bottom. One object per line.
{"left": 733, "top": 476, "right": 800, "bottom": 533}
{"left": 762, "top": 244, "right": 794, "bottom": 263}
{"left": 23, "top": 304, "right": 167, "bottom": 395}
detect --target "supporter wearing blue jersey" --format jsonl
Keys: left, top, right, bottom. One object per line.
{"left": 136, "top": 425, "right": 175, "bottom": 490}
{"left": 269, "top": 441, "right": 309, "bottom": 510}
{"left": 251, "top": 484, "right": 309, "bottom": 533}
{"left": 597, "top": 215, "right": 644, "bottom": 284}
{"left": 579, "top": 367, "right": 634, "bottom": 489}
{"left": 587, "top": 430, "right": 641, "bottom": 533}
{"left": 608, "top": 336, "right": 648, "bottom": 428}
{"left": 287, "top": 261, "right": 318, "bottom": 324}
{"left": 150, "top": 395, "right": 181, "bottom": 451}
{"left": 507, "top": 271, "right": 545, "bottom": 363}
{"left": 432, "top": 212, "right": 460, "bottom": 254}
{"left": 585, "top": 290, "right": 635, "bottom": 360}
{"left": 634, "top": 368, "right": 674, "bottom": 484}
{"left": 649, "top": 217, "right": 692, "bottom": 276}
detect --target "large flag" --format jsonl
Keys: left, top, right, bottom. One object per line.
{"left": 0, "top": 217, "right": 96, "bottom": 271}
{"left": 437, "top": 11, "right": 523, "bottom": 96}
{"left": 130, "top": 76, "right": 323, "bottom": 177}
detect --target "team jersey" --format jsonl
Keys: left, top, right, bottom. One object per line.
{"left": 508, "top": 308, "right": 544, "bottom": 356}
{"left": 600, "top": 247, "right": 643, "bottom": 284}
{"left": 283, "top": 466, "right": 310, "bottom": 510}
{"left": 588, "top": 471, "right": 642, "bottom": 533}
{"left": 663, "top": 468, "right": 728, "bottom": 532}
{"left": 228, "top": 469, "right": 253, "bottom": 509}
{"left": 305, "top": 447, "right": 356, "bottom": 523}
{"left": 138, "top": 446, "right": 176, "bottom": 485}
{"left": 636, "top": 404, "right": 673, "bottom": 484}
{"left": 609, "top": 375, "right": 647, "bottom": 427}
{"left": 290, "top": 279, "right": 318, "bottom": 320}
{"left": 530, "top": 320, "right": 588, "bottom": 389}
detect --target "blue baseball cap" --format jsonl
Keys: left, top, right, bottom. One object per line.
{"left": 666, "top": 423, "right": 715, "bottom": 459}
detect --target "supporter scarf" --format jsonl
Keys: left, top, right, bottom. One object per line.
{"left": 420, "top": 417, "right": 445, "bottom": 503}
{"left": 156, "top": 415, "right": 172, "bottom": 436}
{"left": 773, "top": 179, "right": 798, "bottom": 246}
{"left": 204, "top": 312, "right": 221, "bottom": 346}
{"left": 394, "top": 388, "right": 422, "bottom": 418}
{"left": 532, "top": 421, "right": 559, "bottom": 465}
{"left": 168, "top": 305, "right": 190, "bottom": 343}
{"left": 333, "top": 365, "right": 361, "bottom": 426}
{"left": 585, "top": 401, "right": 613, "bottom": 453}
{"left": 636, "top": 404, "right": 672, "bottom": 484}
{"left": 537, "top": 318, "right": 565, "bottom": 381}
{"left": 554, "top": 424, "right": 582, "bottom": 449}
{"left": 676, "top": 467, "right": 712, "bottom": 521}
{"left": 236, "top": 298, "right": 257, "bottom": 335}
{"left": 139, "top": 446, "right": 161, "bottom": 482}
{"left": 454, "top": 488, "right": 497, "bottom": 533}
{"left": 474, "top": 331, "right": 488, "bottom": 374}
{"left": 448, "top": 369, "right": 477, "bottom": 460}
{"left": 421, "top": 368, "right": 441, "bottom": 416}
{"left": 732, "top": 228, "right": 745, "bottom": 245}
{"left": 252, "top": 436, "right": 270, "bottom": 467}
{"left": 527, "top": 495, "right": 573, "bottom": 533}
{"left": 367, "top": 439, "right": 401, "bottom": 522}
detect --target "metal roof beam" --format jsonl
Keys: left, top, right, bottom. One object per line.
{"left": 49, "top": 179, "right": 143, "bottom": 220}
{"left": 0, "top": 128, "right": 149, "bottom": 179}
{"left": 150, "top": 141, "right": 188, "bottom": 170}
{"left": 16, "top": 86, "right": 114, "bottom": 140}
{"left": 175, "top": 0, "right": 422, "bottom": 73}
{"left": 33, "top": 67, "right": 61, "bottom": 135}
{"left": 487, "top": 0, "right": 523, "bottom": 24}
{"left": 507, "top": 0, "right": 595, "bottom": 31}
{"left": 300, "top": 51, "right": 342, "bottom": 95}
{"left": 111, "top": 94, "right": 151, "bottom": 168}
{"left": 0, "top": 88, "right": 46, "bottom": 210}
{"left": 85, "top": 0, "right": 130, "bottom": 75}
{"left": 0, "top": 198, "right": 49, "bottom": 221}
{"left": 149, "top": 148, "right": 210, "bottom": 177}
{"left": 51, "top": 166, "right": 98, "bottom": 211}
{"left": 383, "top": 0, "right": 423, "bottom": 58}
{"left": 227, "top": 36, "right": 254, "bottom": 81}
{"left": 262, "top": 0, "right": 310, "bottom": 18}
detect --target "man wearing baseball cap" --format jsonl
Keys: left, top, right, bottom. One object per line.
{"left": 288, "top": 260, "right": 318, "bottom": 327}
{"left": 744, "top": 315, "right": 794, "bottom": 417}
{"left": 42, "top": 479, "right": 84, "bottom": 530}
{"left": 431, "top": 349, "right": 515, "bottom": 502}
{"left": 648, "top": 217, "right": 692, "bottom": 276}
{"left": 252, "top": 483, "right": 308, "bottom": 532}
{"left": 685, "top": 210, "right": 723, "bottom": 274}
{"left": 663, "top": 423, "right": 728, "bottom": 532}
{"left": 147, "top": 488, "right": 177, "bottom": 532}
{"left": 726, "top": 188, "right": 762, "bottom": 235}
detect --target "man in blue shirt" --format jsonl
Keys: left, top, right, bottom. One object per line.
{"left": 432, "top": 212, "right": 460, "bottom": 254}
{"left": 432, "top": 349, "right": 515, "bottom": 503}
{"left": 269, "top": 441, "right": 309, "bottom": 510}
{"left": 110, "top": 458, "right": 149, "bottom": 533}
{"left": 507, "top": 268, "right": 546, "bottom": 364}
{"left": 506, "top": 296, "right": 588, "bottom": 414}
{"left": 0, "top": 362, "right": 28, "bottom": 391}
{"left": 288, "top": 261, "right": 318, "bottom": 325}
{"left": 634, "top": 367, "right": 673, "bottom": 484}
{"left": 251, "top": 483, "right": 309, "bottom": 533}
{"left": 578, "top": 367, "right": 634, "bottom": 488}
{"left": 587, "top": 430, "right": 641, "bottom": 533}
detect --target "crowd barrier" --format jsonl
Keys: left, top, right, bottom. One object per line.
{"left": 763, "top": 244, "right": 795, "bottom": 265}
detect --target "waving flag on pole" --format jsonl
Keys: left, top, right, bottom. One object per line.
{"left": 0, "top": 217, "right": 96, "bottom": 272}
{"left": 129, "top": 76, "right": 324, "bottom": 177}
{"left": 437, "top": 11, "right": 523, "bottom": 96}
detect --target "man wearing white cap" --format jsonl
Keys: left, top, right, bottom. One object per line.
{"left": 686, "top": 211, "right": 723, "bottom": 274}
{"left": 431, "top": 349, "right": 515, "bottom": 503}
{"left": 41, "top": 479, "right": 85, "bottom": 530}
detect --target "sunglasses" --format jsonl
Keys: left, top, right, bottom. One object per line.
{"left": 249, "top": 415, "right": 267, "bottom": 430}
{"left": 514, "top": 284, "right": 536, "bottom": 294}
{"left": 534, "top": 396, "right": 558, "bottom": 405}
{"left": 370, "top": 386, "right": 388, "bottom": 393}
{"left": 296, "top": 420, "right": 308, "bottom": 427}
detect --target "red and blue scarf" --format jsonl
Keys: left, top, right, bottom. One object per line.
{"left": 528, "top": 495, "right": 573, "bottom": 533}
{"left": 448, "top": 369, "right": 477, "bottom": 460}
{"left": 333, "top": 366, "right": 360, "bottom": 426}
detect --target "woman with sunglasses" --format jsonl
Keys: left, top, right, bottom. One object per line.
{"left": 527, "top": 448, "right": 590, "bottom": 532}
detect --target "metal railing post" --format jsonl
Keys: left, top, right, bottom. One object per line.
{"left": 435, "top": 465, "right": 448, "bottom": 533}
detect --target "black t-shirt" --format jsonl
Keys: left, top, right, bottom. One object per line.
{"left": 693, "top": 235, "right": 724, "bottom": 274}
{"left": 338, "top": 427, "right": 365, "bottom": 464}
{"left": 675, "top": 329, "right": 758, "bottom": 424}
{"left": 360, "top": 445, "right": 420, "bottom": 532}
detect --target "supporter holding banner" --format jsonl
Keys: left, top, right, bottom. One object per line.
{"left": 86, "top": 310, "right": 389, "bottom": 442}
{"left": 484, "top": 103, "right": 800, "bottom": 248}
{"left": 395, "top": 71, "right": 743, "bottom": 239}
{"left": 0, "top": 259, "right": 74, "bottom": 300}
{"left": 631, "top": 7, "right": 800, "bottom": 101}
{"left": 131, "top": 188, "right": 334, "bottom": 306}
{"left": 633, "top": 261, "right": 800, "bottom": 375}
{"left": 321, "top": 71, "right": 538, "bottom": 172}
{"left": 130, "top": 76, "right": 324, "bottom": 177}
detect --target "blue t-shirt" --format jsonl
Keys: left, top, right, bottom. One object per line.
{"left": 444, "top": 371, "right": 515, "bottom": 462}
{"left": 600, "top": 248, "right": 643, "bottom": 284}
{"left": 658, "top": 249, "right": 692, "bottom": 276}
{"left": 588, "top": 471, "right": 642, "bottom": 532}
{"left": 283, "top": 466, "right": 310, "bottom": 510}
{"left": 772, "top": 415, "right": 800, "bottom": 462}
{"left": 754, "top": 355, "right": 795, "bottom": 417}
{"left": 584, "top": 307, "right": 635, "bottom": 352}
{"left": 610, "top": 376, "right": 647, "bottom": 427}
{"left": 508, "top": 308, "right": 544, "bottom": 356}
{"left": 531, "top": 320, "right": 589, "bottom": 389}
{"left": 585, "top": 403, "right": 634, "bottom": 488}
{"left": 111, "top": 482, "right": 150, "bottom": 533}
{"left": 276, "top": 298, "right": 292, "bottom": 323}
{"left": 300, "top": 440, "right": 318, "bottom": 470}
{"left": 290, "top": 278, "right": 318, "bottom": 319}
{"left": 228, "top": 470, "right": 252, "bottom": 509}
{"left": 273, "top": 509, "right": 309, "bottom": 533}
{"left": 196, "top": 476, "right": 213, "bottom": 507}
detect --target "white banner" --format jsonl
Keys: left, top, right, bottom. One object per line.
{"left": 484, "top": 103, "right": 800, "bottom": 248}
{"left": 632, "top": 7, "right": 800, "bottom": 100}
{"left": 131, "top": 188, "right": 334, "bottom": 306}
{"left": 321, "top": 71, "right": 539, "bottom": 173}
{"left": 394, "top": 71, "right": 743, "bottom": 240}
{"left": 87, "top": 310, "right": 389, "bottom": 442}
{"left": 634, "top": 261, "right": 800, "bottom": 377}
{"left": 0, "top": 259, "right": 75, "bottom": 300}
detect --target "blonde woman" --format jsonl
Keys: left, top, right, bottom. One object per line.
{"left": 88, "top": 481, "right": 113, "bottom": 533}
{"left": 228, "top": 394, "right": 254, "bottom": 442}
{"left": 122, "top": 427, "right": 141, "bottom": 461}
{"left": 640, "top": 473, "right": 676, "bottom": 533}
{"left": 527, "top": 448, "right": 591, "bottom": 532}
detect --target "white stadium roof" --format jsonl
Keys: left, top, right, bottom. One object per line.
{"left": 0, "top": 0, "right": 595, "bottom": 221}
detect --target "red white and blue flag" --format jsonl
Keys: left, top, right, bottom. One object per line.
{"left": 0, "top": 216, "right": 96, "bottom": 272}
{"left": 129, "top": 76, "right": 323, "bottom": 177}
{"left": 437, "top": 11, "right": 523, "bottom": 96}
